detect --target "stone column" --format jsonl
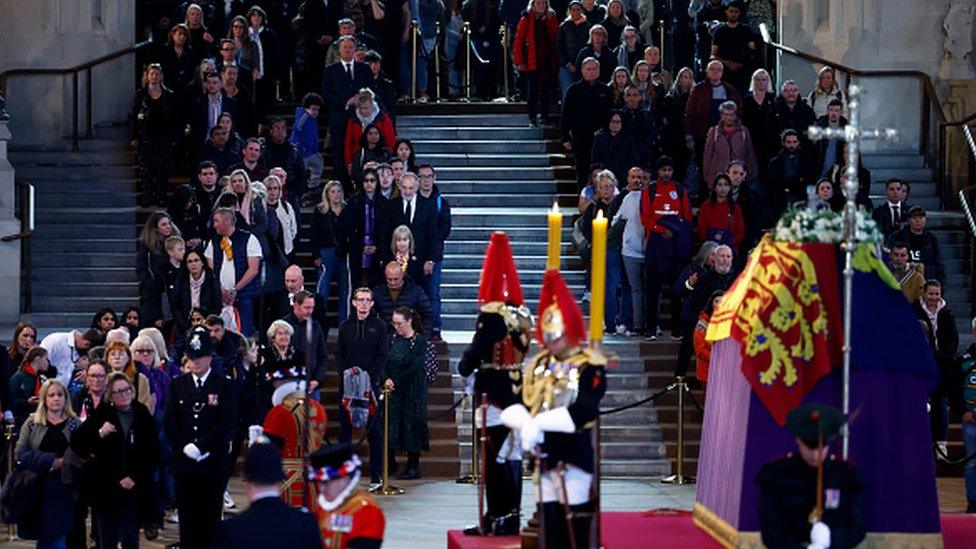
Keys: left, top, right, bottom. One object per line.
{"left": 0, "top": 99, "right": 23, "bottom": 321}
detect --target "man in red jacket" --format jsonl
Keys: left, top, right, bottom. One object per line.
{"left": 684, "top": 60, "right": 743, "bottom": 169}
{"left": 640, "top": 156, "right": 692, "bottom": 339}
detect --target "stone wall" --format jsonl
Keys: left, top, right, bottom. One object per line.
{"left": 777, "top": 0, "right": 976, "bottom": 153}
{"left": 0, "top": 0, "right": 136, "bottom": 146}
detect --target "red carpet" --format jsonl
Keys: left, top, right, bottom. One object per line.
{"left": 448, "top": 511, "right": 976, "bottom": 548}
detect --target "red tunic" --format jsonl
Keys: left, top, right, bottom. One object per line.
{"left": 263, "top": 398, "right": 328, "bottom": 508}
{"left": 316, "top": 491, "right": 385, "bottom": 549}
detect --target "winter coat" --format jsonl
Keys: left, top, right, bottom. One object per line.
{"left": 381, "top": 334, "right": 430, "bottom": 453}
{"left": 514, "top": 10, "right": 559, "bottom": 73}
{"left": 702, "top": 122, "right": 759, "bottom": 184}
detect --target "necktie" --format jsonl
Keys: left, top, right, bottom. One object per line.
{"left": 893, "top": 205, "right": 900, "bottom": 222}
{"left": 405, "top": 199, "right": 413, "bottom": 224}
{"left": 345, "top": 62, "right": 352, "bottom": 79}
{"left": 196, "top": 377, "right": 204, "bottom": 391}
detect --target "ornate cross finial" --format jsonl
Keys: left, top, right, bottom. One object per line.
{"left": 804, "top": 78, "right": 900, "bottom": 460}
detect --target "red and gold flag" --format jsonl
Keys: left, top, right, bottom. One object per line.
{"left": 707, "top": 237, "right": 842, "bottom": 425}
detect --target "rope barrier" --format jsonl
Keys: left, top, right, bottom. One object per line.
{"left": 933, "top": 442, "right": 976, "bottom": 466}
{"left": 599, "top": 385, "right": 674, "bottom": 416}
{"left": 426, "top": 394, "right": 468, "bottom": 421}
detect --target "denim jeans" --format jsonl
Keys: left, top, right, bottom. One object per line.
{"left": 604, "top": 251, "right": 623, "bottom": 331}
{"left": 558, "top": 66, "right": 576, "bottom": 101}
{"left": 930, "top": 391, "right": 949, "bottom": 442}
{"left": 317, "top": 247, "right": 349, "bottom": 322}
{"left": 235, "top": 295, "right": 256, "bottom": 338}
{"left": 963, "top": 421, "right": 976, "bottom": 502}
{"left": 399, "top": 40, "right": 430, "bottom": 96}
{"left": 303, "top": 153, "right": 324, "bottom": 190}
{"left": 37, "top": 538, "right": 67, "bottom": 549}
{"left": 622, "top": 256, "right": 644, "bottom": 331}
{"left": 425, "top": 261, "right": 443, "bottom": 332}
{"left": 338, "top": 378, "right": 384, "bottom": 480}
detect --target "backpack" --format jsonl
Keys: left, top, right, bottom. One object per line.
{"left": 341, "top": 368, "right": 377, "bottom": 430}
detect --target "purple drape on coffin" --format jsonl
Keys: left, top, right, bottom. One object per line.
{"left": 696, "top": 341, "right": 941, "bottom": 535}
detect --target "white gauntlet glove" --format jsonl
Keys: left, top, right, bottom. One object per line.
{"left": 183, "top": 443, "right": 202, "bottom": 461}
{"left": 809, "top": 521, "right": 831, "bottom": 549}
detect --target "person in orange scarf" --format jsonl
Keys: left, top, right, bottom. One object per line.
{"left": 694, "top": 290, "right": 725, "bottom": 392}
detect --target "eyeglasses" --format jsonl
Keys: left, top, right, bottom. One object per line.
{"left": 363, "top": 178, "right": 377, "bottom": 183}
{"left": 187, "top": 258, "right": 202, "bottom": 264}
{"left": 112, "top": 387, "right": 133, "bottom": 396}
{"left": 87, "top": 373, "right": 107, "bottom": 379}
{"left": 418, "top": 174, "right": 434, "bottom": 179}
{"left": 133, "top": 348, "right": 155, "bottom": 355}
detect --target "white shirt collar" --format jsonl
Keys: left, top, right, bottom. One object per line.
{"left": 251, "top": 489, "right": 280, "bottom": 502}
{"left": 193, "top": 368, "right": 212, "bottom": 386}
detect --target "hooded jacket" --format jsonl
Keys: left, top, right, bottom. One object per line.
{"left": 336, "top": 312, "right": 389, "bottom": 381}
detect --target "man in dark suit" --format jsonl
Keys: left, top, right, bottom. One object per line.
{"left": 323, "top": 36, "right": 372, "bottom": 185}
{"left": 211, "top": 440, "right": 320, "bottom": 549}
{"left": 163, "top": 326, "right": 238, "bottom": 549}
{"left": 872, "top": 178, "right": 912, "bottom": 238}
{"left": 388, "top": 172, "right": 439, "bottom": 272}
{"left": 284, "top": 290, "right": 330, "bottom": 391}
{"left": 263, "top": 264, "right": 328, "bottom": 336}
{"left": 189, "top": 72, "right": 238, "bottom": 149}
{"left": 299, "top": 0, "right": 344, "bottom": 96}
{"left": 765, "top": 129, "right": 818, "bottom": 225}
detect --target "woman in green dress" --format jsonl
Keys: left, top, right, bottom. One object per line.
{"left": 382, "top": 307, "right": 430, "bottom": 479}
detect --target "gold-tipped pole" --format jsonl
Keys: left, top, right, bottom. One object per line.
{"left": 456, "top": 394, "right": 479, "bottom": 484}
{"left": 463, "top": 22, "right": 472, "bottom": 101}
{"left": 410, "top": 20, "right": 419, "bottom": 101}
{"left": 434, "top": 21, "right": 442, "bottom": 102}
{"left": 4, "top": 424, "right": 17, "bottom": 541}
{"left": 662, "top": 377, "right": 696, "bottom": 485}
{"left": 370, "top": 388, "right": 404, "bottom": 495}
{"left": 500, "top": 24, "right": 511, "bottom": 101}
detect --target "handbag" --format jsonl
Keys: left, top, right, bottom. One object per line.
{"left": 423, "top": 339, "right": 438, "bottom": 384}
{"left": 219, "top": 304, "right": 242, "bottom": 334}
{"left": 0, "top": 466, "right": 40, "bottom": 524}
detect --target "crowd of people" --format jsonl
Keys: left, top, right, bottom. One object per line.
{"left": 1, "top": 1, "right": 975, "bottom": 547}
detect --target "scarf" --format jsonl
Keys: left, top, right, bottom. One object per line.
{"left": 21, "top": 363, "right": 42, "bottom": 396}
{"left": 220, "top": 236, "right": 233, "bottom": 261}
{"left": 920, "top": 298, "right": 946, "bottom": 348}
{"left": 189, "top": 271, "right": 206, "bottom": 307}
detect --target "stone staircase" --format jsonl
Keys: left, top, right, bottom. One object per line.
{"left": 7, "top": 107, "right": 974, "bottom": 481}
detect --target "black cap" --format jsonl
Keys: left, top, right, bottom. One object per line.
{"left": 656, "top": 155, "right": 674, "bottom": 170}
{"left": 907, "top": 206, "right": 926, "bottom": 218}
{"left": 184, "top": 326, "right": 215, "bottom": 359}
{"left": 364, "top": 50, "right": 382, "bottom": 63}
{"left": 243, "top": 441, "right": 284, "bottom": 484}
{"left": 786, "top": 404, "right": 844, "bottom": 447}
{"left": 309, "top": 442, "right": 353, "bottom": 471}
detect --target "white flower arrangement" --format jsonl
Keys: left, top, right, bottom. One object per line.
{"left": 772, "top": 206, "right": 883, "bottom": 244}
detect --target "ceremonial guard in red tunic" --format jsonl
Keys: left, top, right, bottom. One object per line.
{"left": 501, "top": 270, "right": 607, "bottom": 548}
{"left": 308, "top": 442, "right": 385, "bottom": 549}
{"left": 458, "top": 232, "right": 534, "bottom": 535}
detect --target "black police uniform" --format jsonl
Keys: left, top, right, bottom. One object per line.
{"left": 757, "top": 453, "right": 865, "bottom": 549}
{"left": 163, "top": 333, "right": 238, "bottom": 549}
{"left": 458, "top": 310, "right": 527, "bottom": 534}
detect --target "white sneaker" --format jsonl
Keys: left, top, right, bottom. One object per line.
{"left": 936, "top": 441, "right": 949, "bottom": 461}
{"left": 581, "top": 291, "right": 590, "bottom": 303}
{"left": 223, "top": 489, "right": 236, "bottom": 509}
{"left": 167, "top": 510, "right": 179, "bottom": 524}
{"left": 615, "top": 324, "right": 628, "bottom": 336}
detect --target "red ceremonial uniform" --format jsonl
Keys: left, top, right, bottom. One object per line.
{"left": 315, "top": 491, "right": 386, "bottom": 549}
{"left": 263, "top": 396, "right": 328, "bottom": 507}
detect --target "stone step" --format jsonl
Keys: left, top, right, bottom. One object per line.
{"left": 600, "top": 424, "right": 662, "bottom": 442}
{"left": 32, "top": 296, "right": 137, "bottom": 313}
{"left": 447, "top": 193, "right": 570, "bottom": 208}
{"left": 435, "top": 181, "right": 564, "bottom": 193}
{"left": 396, "top": 114, "right": 534, "bottom": 127}
{"left": 16, "top": 165, "right": 137, "bottom": 179}
{"left": 32, "top": 252, "right": 135, "bottom": 268}
{"left": 449, "top": 226, "right": 573, "bottom": 241}
{"left": 9, "top": 150, "right": 135, "bottom": 166}
{"left": 396, "top": 127, "right": 548, "bottom": 141}
{"left": 32, "top": 281, "right": 139, "bottom": 297}
{"left": 442, "top": 254, "right": 584, "bottom": 271}
{"left": 440, "top": 269, "right": 586, "bottom": 286}
{"left": 861, "top": 154, "right": 925, "bottom": 169}
{"left": 31, "top": 266, "right": 136, "bottom": 283}
{"left": 35, "top": 207, "right": 136, "bottom": 224}
{"left": 449, "top": 208, "right": 576, "bottom": 227}
{"left": 601, "top": 458, "right": 672, "bottom": 478}
{"left": 869, "top": 182, "right": 935, "bottom": 196}
{"left": 20, "top": 177, "right": 136, "bottom": 191}
{"left": 31, "top": 238, "right": 136, "bottom": 254}
{"left": 35, "top": 192, "right": 136, "bottom": 208}
{"left": 600, "top": 440, "right": 667, "bottom": 460}
{"left": 419, "top": 153, "right": 567, "bottom": 167}
{"left": 427, "top": 167, "right": 561, "bottom": 181}
{"left": 867, "top": 167, "right": 933, "bottom": 182}
{"left": 443, "top": 240, "right": 576, "bottom": 256}
{"left": 411, "top": 140, "right": 551, "bottom": 154}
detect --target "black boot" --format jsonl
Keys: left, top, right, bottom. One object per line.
{"left": 569, "top": 500, "right": 596, "bottom": 548}
{"left": 967, "top": 500, "right": 976, "bottom": 513}
{"left": 540, "top": 501, "right": 570, "bottom": 549}
{"left": 463, "top": 515, "right": 493, "bottom": 536}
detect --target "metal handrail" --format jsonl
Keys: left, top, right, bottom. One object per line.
{"left": 758, "top": 25, "right": 958, "bottom": 205}
{"left": 0, "top": 38, "right": 153, "bottom": 151}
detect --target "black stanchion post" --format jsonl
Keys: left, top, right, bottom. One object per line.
{"left": 456, "top": 393, "right": 479, "bottom": 484}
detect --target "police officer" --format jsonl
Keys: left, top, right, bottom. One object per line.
{"left": 163, "top": 326, "right": 238, "bottom": 549}
{"left": 757, "top": 404, "right": 866, "bottom": 549}
{"left": 458, "top": 232, "right": 533, "bottom": 535}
